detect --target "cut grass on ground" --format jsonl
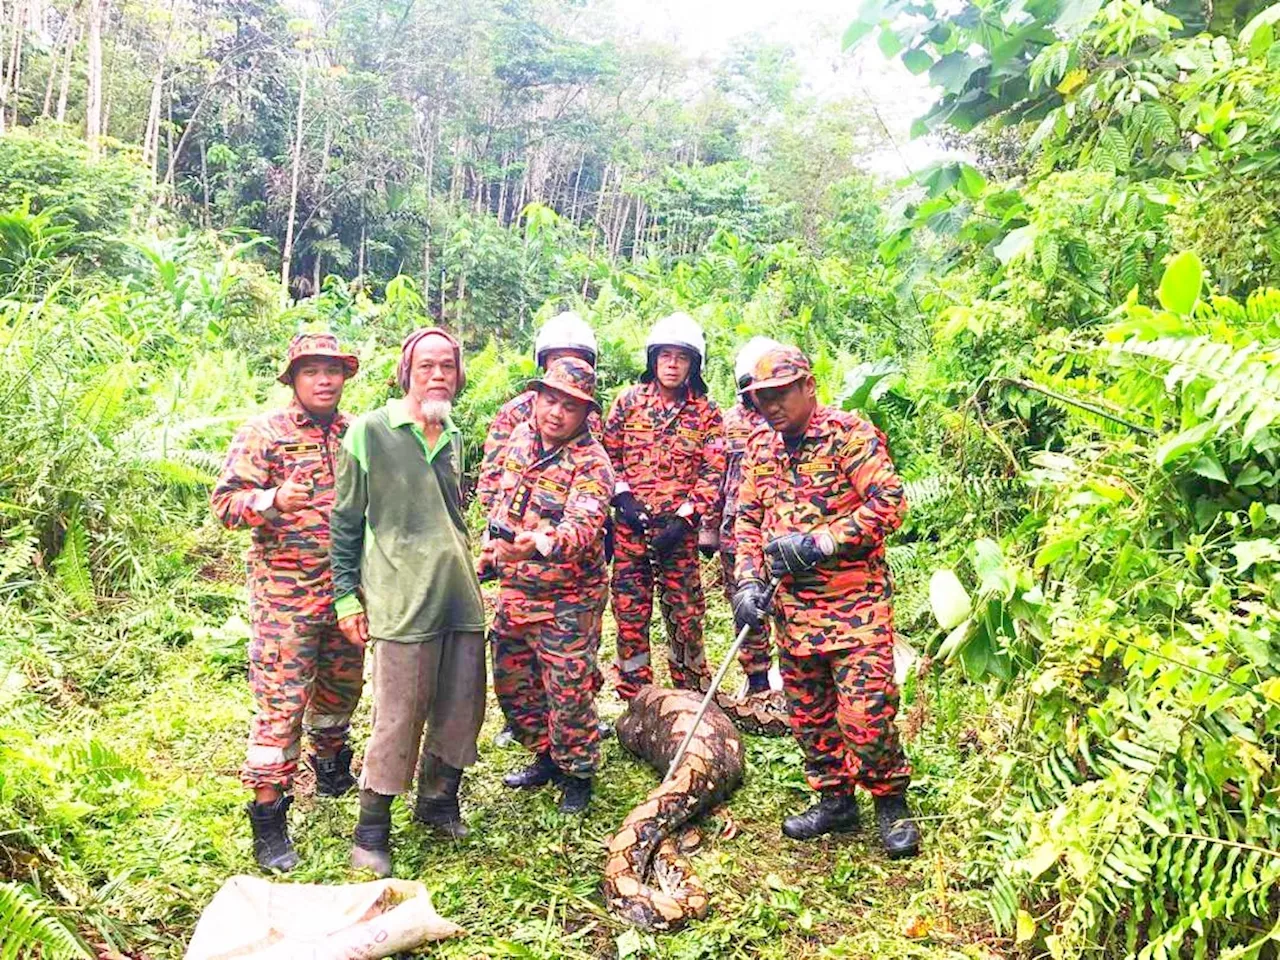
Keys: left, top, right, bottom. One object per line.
{"left": 2, "top": 558, "right": 1004, "bottom": 959}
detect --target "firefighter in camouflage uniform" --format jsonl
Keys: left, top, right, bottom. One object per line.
{"left": 603, "top": 313, "right": 725, "bottom": 701}
{"left": 702, "top": 336, "right": 781, "bottom": 694}
{"left": 483, "top": 357, "right": 614, "bottom": 814}
{"left": 210, "top": 332, "right": 364, "bottom": 873}
{"left": 476, "top": 311, "right": 601, "bottom": 517}
{"left": 732, "top": 345, "right": 921, "bottom": 858}
{"left": 476, "top": 312, "right": 607, "bottom": 748}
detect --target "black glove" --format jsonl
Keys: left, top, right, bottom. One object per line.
{"left": 765, "top": 533, "right": 829, "bottom": 577}
{"left": 651, "top": 516, "right": 694, "bottom": 558}
{"left": 613, "top": 491, "right": 651, "bottom": 534}
{"left": 732, "top": 580, "right": 769, "bottom": 633}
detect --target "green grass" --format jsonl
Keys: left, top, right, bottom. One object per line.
{"left": 0, "top": 553, "right": 1003, "bottom": 960}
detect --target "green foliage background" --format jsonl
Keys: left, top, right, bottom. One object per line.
{"left": 2, "top": 0, "right": 1280, "bottom": 956}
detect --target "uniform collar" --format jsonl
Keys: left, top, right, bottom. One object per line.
{"left": 643, "top": 380, "right": 690, "bottom": 407}
{"left": 288, "top": 396, "right": 345, "bottom": 429}
{"left": 773, "top": 404, "right": 834, "bottom": 449}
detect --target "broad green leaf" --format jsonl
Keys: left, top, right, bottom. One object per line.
{"left": 1157, "top": 251, "right": 1204, "bottom": 315}
{"left": 1155, "top": 421, "right": 1213, "bottom": 468}
{"left": 901, "top": 48, "right": 934, "bottom": 74}
{"left": 877, "top": 26, "right": 903, "bottom": 56}
{"left": 993, "top": 225, "right": 1036, "bottom": 264}
{"left": 1189, "top": 453, "right": 1227, "bottom": 483}
{"left": 1249, "top": 21, "right": 1273, "bottom": 58}
{"left": 842, "top": 20, "right": 875, "bottom": 49}
{"left": 1016, "top": 910, "right": 1038, "bottom": 944}
{"left": 929, "top": 51, "right": 984, "bottom": 95}
{"left": 1035, "top": 536, "right": 1078, "bottom": 568}
{"left": 1240, "top": 3, "right": 1280, "bottom": 50}
{"left": 957, "top": 163, "right": 987, "bottom": 199}
{"left": 929, "top": 569, "right": 972, "bottom": 629}
{"left": 1012, "top": 842, "right": 1061, "bottom": 880}
{"left": 1230, "top": 538, "right": 1280, "bottom": 573}
{"left": 615, "top": 929, "right": 644, "bottom": 959}
{"left": 973, "top": 538, "right": 1015, "bottom": 599}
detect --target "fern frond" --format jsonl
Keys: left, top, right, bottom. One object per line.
{"left": 53, "top": 505, "right": 93, "bottom": 610}
{"left": 1109, "top": 335, "right": 1280, "bottom": 445}
{"left": 0, "top": 882, "right": 92, "bottom": 960}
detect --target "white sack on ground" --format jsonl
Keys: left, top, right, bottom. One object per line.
{"left": 185, "top": 875, "right": 464, "bottom": 960}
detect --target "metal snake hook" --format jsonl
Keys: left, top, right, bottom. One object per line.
{"left": 663, "top": 576, "right": 781, "bottom": 783}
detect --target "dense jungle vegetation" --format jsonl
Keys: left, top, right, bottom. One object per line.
{"left": 0, "top": 0, "right": 1278, "bottom": 956}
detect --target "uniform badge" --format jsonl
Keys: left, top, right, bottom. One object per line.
{"left": 797, "top": 458, "right": 838, "bottom": 477}
{"left": 535, "top": 475, "right": 569, "bottom": 498}
{"left": 280, "top": 442, "right": 322, "bottom": 454}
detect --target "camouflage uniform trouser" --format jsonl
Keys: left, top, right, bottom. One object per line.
{"left": 720, "top": 549, "right": 772, "bottom": 679}
{"left": 242, "top": 618, "right": 365, "bottom": 791}
{"left": 492, "top": 596, "right": 603, "bottom": 777}
{"left": 778, "top": 640, "right": 911, "bottom": 797}
{"left": 611, "top": 524, "right": 709, "bottom": 701}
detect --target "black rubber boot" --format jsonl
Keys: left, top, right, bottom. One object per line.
{"left": 874, "top": 792, "right": 921, "bottom": 859}
{"left": 782, "top": 791, "right": 861, "bottom": 841}
{"left": 597, "top": 719, "right": 614, "bottom": 740}
{"left": 351, "top": 789, "right": 392, "bottom": 877}
{"left": 558, "top": 775, "right": 592, "bottom": 815}
{"left": 746, "top": 672, "right": 770, "bottom": 695}
{"left": 311, "top": 745, "right": 357, "bottom": 798}
{"left": 503, "top": 753, "right": 559, "bottom": 790}
{"left": 413, "top": 761, "right": 468, "bottom": 838}
{"left": 246, "top": 795, "right": 300, "bottom": 872}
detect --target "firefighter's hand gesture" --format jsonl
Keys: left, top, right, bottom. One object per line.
{"left": 274, "top": 466, "right": 312, "bottom": 514}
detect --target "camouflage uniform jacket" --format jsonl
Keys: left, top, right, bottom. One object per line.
{"left": 477, "top": 390, "right": 604, "bottom": 516}
{"left": 493, "top": 420, "right": 614, "bottom": 623}
{"left": 734, "top": 405, "right": 906, "bottom": 655}
{"left": 602, "top": 382, "right": 725, "bottom": 520}
{"left": 210, "top": 398, "right": 349, "bottom": 624}
{"left": 705, "top": 400, "right": 768, "bottom": 552}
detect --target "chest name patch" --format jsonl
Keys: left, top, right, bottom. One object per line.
{"left": 281, "top": 442, "right": 323, "bottom": 454}
{"left": 535, "top": 476, "right": 570, "bottom": 498}
{"left": 796, "top": 458, "right": 838, "bottom": 477}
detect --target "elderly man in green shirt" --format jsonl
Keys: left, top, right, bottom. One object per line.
{"left": 331, "top": 326, "right": 487, "bottom": 877}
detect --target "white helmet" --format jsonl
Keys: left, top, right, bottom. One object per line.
{"left": 645, "top": 312, "right": 705, "bottom": 364}
{"left": 734, "top": 336, "right": 783, "bottom": 388}
{"left": 534, "top": 311, "right": 598, "bottom": 368}
{"left": 643, "top": 312, "right": 708, "bottom": 396}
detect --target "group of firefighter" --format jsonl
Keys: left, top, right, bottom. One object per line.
{"left": 210, "top": 312, "right": 922, "bottom": 880}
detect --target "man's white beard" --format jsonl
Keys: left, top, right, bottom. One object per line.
{"left": 420, "top": 398, "right": 452, "bottom": 424}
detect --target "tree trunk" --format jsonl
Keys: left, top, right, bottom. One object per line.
{"left": 280, "top": 56, "right": 308, "bottom": 293}
{"left": 569, "top": 147, "right": 586, "bottom": 223}
{"left": 85, "top": 0, "right": 104, "bottom": 155}
{"left": 356, "top": 216, "right": 366, "bottom": 288}
{"left": 7, "top": 0, "right": 25, "bottom": 128}
{"left": 632, "top": 198, "right": 645, "bottom": 263}
{"left": 41, "top": 11, "right": 71, "bottom": 117}
{"left": 456, "top": 271, "right": 465, "bottom": 343}
{"left": 496, "top": 154, "right": 509, "bottom": 226}
{"left": 312, "top": 248, "right": 321, "bottom": 295}
{"left": 199, "top": 137, "right": 210, "bottom": 225}
{"left": 142, "top": 65, "right": 163, "bottom": 175}
{"left": 55, "top": 18, "right": 74, "bottom": 122}
{"left": 421, "top": 232, "right": 431, "bottom": 309}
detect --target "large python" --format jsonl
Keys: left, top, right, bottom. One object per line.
{"left": 603, "top": 684, "right": 789, "bottom": 931}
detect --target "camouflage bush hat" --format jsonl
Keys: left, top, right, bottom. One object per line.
{"left": 529, "top": 356, "right": 601, "bottom": 414}
{"left": 277, "top": 332, "right": 360, "bottom": 384}
{"left": 741, "top": 345, "right": 812, "bottom": 393}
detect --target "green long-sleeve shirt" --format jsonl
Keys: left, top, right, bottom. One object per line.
{"left": 330, "top": 398, "right": 485, "bottom": 642}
